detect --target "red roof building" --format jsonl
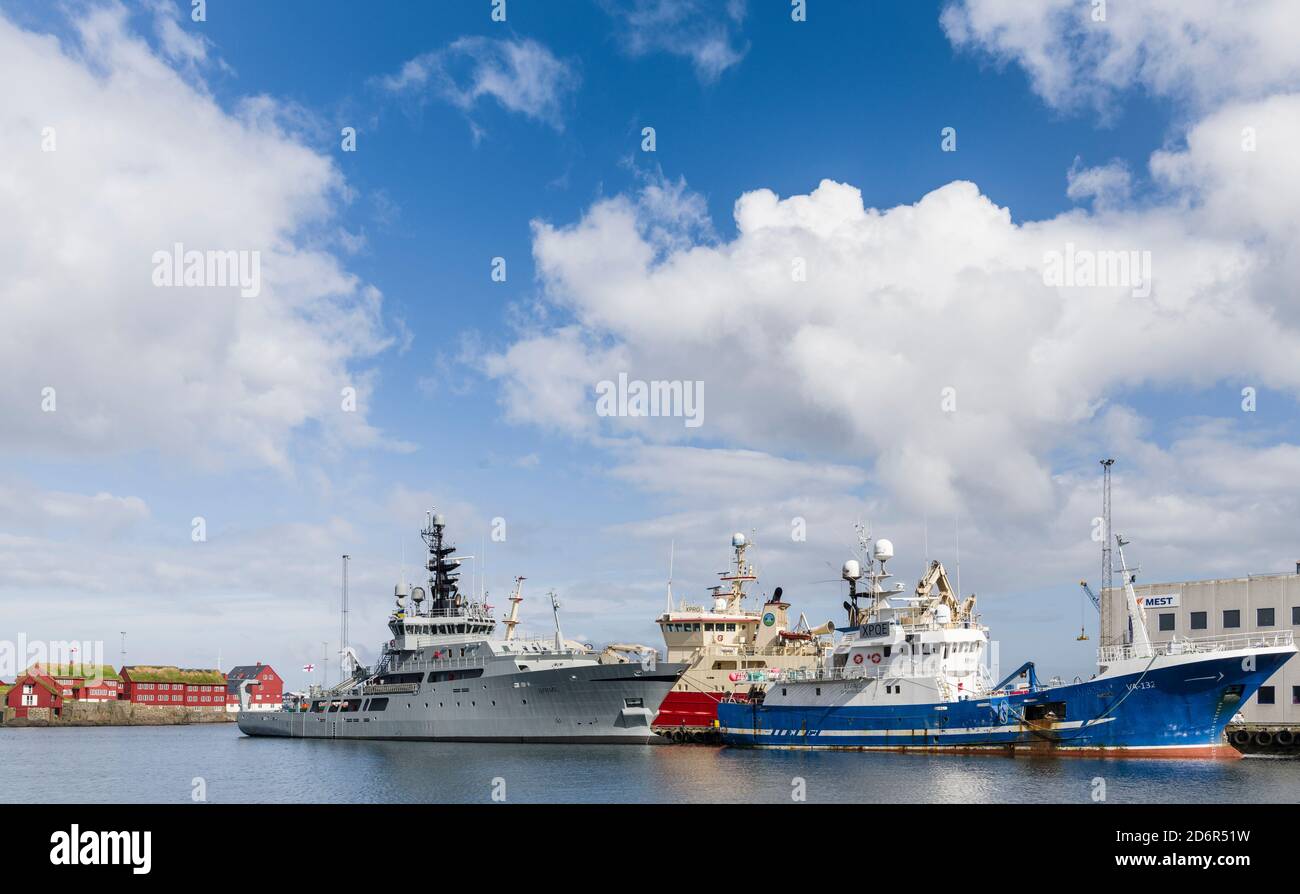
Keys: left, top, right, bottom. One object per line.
{"left": 225, "top": 662, "right": 284, "bottom": 711}
{"left": 4, "top": 667, "right": 64, "bottom": 719}
{"left": 120, "top": 666, "right": 227, "bottom": 709}
{"left": 30, "top": 664, "right": 123, "bottom": 702}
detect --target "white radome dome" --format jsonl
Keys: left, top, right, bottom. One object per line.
{"left": 842, "top": 559, "right": 862, "bottom": 581}
{"left": 732, "top": 532, "right": 747, "bottom": 548}
{"left": 714, "top": 597, "right": 728, "bottom": 612}
{"left": 873, "top": 539, "right": 894, "bottom": 562}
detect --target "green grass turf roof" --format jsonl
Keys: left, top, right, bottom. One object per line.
{"left": 122, "top": 666, "right": 225, "bottom": 685}
{"left": 38, "top": 663, "right": 122, "bottom": 681}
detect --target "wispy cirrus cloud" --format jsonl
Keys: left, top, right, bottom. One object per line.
{"left": 380, "top": 36, "right": 580, "bottom": 132}
{"left": 601, "top": 0, "right": 749, "bottom": 83}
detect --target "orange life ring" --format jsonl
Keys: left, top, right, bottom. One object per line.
{"left": 852, "top": 653, "right": 864, "bottom": 665}
{"left": 870, "top": 653, "right": 881, "bottom": 664}
{"left": 716, "top": 634, "right": 724, "bottom": 642}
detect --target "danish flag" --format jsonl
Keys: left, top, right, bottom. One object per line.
{"left": 303, "top": 663, "right": 315, "bottom": 673}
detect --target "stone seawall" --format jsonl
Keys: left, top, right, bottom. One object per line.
{"left": 2, "top": 701, "right": 235, "bottom": 727}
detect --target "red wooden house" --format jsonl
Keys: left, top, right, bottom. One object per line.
{"left": 4, "top": 667, "right": 64, "bottom": 719}
{"left": 225, "top": 662, "right": 284, "bottom": 711}
{"left": 33, "top": 663, "right": 124, "bottom": 701}
{"left": 120, "top": 666, "right": 227, "bottom": 709}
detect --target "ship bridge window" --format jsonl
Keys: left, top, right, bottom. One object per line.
{"left": 343, "top": 698, "right": 362, "bottom": 712}
{"left": 711, "top": 661, "right": 738, "bottom": 670}
{"left": 725, "top": 624, "right": 736, "bottom": 631}
{"left": 705, "top": 624, "right": 715, "bottom": 631}
{"left": 381, "top": 672, "right": 424, "bottom": 685}
{"left": 428, "top": 669, "right": 484, "bottom": 683}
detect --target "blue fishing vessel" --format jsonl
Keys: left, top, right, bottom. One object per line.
{"left": 718, "top": 528, "right": 1294, "bottom": 758}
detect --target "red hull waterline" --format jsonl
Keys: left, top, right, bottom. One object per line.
{"left": 654, "top": 691, "right": 747, "bottom": 730}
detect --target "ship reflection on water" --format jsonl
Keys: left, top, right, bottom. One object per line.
{"left": 2, "top": 724, "right": 1298, "bottom": 804}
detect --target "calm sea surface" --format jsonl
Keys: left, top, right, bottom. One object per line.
{"left": 3, "top": 724, "right": 1298, "bottom": 803}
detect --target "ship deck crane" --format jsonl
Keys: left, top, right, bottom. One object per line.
{"left": 1077, "top": 580, "right": 1100, "bottom": 640}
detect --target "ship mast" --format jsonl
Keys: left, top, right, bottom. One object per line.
{"left": 505, "top": 576, "right": 525, "bottom": 641}
{"left": 665, "top": 541, "right": 675, "bottom": 614}
{"left": 1100, "top": 458, "right": 1115, "bottom": 647}
{"left": 1115, "top": 535, "right": 1151, "bottom": 653}
{"left": 421, "top": 510, "right": 463, "bottom": 617}
{"left": 718, "top": 532, "right": 757, "bottom": 610}
{"left": 340, "top": 554, "right": 350, "bottom": 682}
{"left": 549, "top": 589, "right": 563, "bottom": 651}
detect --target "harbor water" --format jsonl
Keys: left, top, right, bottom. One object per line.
{"left": 3, "top": 724, "right": 1298, "bottom": 804}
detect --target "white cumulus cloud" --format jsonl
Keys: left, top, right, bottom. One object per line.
{"left": 0, "top": 3, "right": 394, "bottom": 470}
{"left": 942, "top": 0, "right": 1300, "bottom": 114}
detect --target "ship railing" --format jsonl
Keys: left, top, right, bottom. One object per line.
{"left": 779, "top": 666, "right": 886, "bottom": 684}
{"left": 394, "top": 656, "right": 489, "bottom": 673}
{"left": 1097, "top": 630, "right": 1294, "bottom": 664}
{"left": 775, "top": 663, "right": 993, "bottom": 691}
{"left": 362, "top": 682, "right": 420, "bottom": 695}
{"left": 401, "top": 605, "right": 495, "bottom": 621}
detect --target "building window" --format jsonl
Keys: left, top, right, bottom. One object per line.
{"left": 1223, "top": 609, "right": 1241, "bottom": 629}
{"left": 1190, "top": 611, "right": 1207, "bottom": 630}
{"left": 1158, "top": 613, "right": 1175, "bottom": 632}
{"left": 1293, "top": 606, "right": 1299, "bottom": 625}
{"left": 1257, "top": 686, "right": 1275, "bottom": 705}
{"left": 1258, "top": 607, "right": 1276, "bottom": 627}
{"left": 1292, "top": 686, "right": 1300, "bottom": 706}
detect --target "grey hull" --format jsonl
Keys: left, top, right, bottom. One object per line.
{"left": 238, "top": 662, "right": 685, "bottom": 745}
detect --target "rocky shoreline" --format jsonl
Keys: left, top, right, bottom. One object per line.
{"left": 1, "top": 701, "right": 236, "bottom": 727}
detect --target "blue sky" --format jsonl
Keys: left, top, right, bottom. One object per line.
{"left": 3, "top": 0, "right": 1300, "bottom": 686}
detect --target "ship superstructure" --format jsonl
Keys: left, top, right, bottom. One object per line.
{"left": 719, "top": 527, "right": 1296, "bottom": 757}
{"left": 654, "top": 533, "right": 829, "bottom": 739}
{"left": 239, "top": 513, "right": 685, "bottom": 744}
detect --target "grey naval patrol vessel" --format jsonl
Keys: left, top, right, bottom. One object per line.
{"left": 238, "top": 512, "right": 686, "bottom": 743}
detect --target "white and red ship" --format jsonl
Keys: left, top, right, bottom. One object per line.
{"left": 653, "top": 533, "right": 829, "bottom": 739}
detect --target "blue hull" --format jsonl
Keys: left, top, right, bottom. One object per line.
{"left": 718, "top": 651, "right": 1290, "bottom": 757}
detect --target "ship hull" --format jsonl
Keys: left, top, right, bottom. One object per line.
{"left": 718, "top": 647, "right": 1293, "bottom": 758}
{"left": 653, "top": 690, "right": 745, "bottom": 730}
{"left": 239, "top": 662, "right": 685, "bottom": 745}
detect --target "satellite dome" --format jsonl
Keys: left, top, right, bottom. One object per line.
{"left": 842, "top": 559, "right": 862, "bottom": 581}
{"left": 874, "top": 539, "right": 894, "bottom": 562}
{"left": 713, "top": 597, "right": 728, "bottom": 612}
{"left": 432, "top": 513, "right": 446, "bottom": 526}
{"left": 732, "top": 532, "right": 747, "bottom": 548}
{"left": 411, "top": 586, "right": 426, "bottom": 603}
{"left": 395, "top": 580, "right": 410, "bottom": 598}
